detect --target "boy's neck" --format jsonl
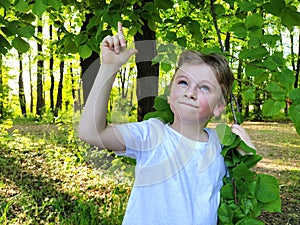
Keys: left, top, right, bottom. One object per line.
{"left": 170, "top": 120, "right": 208, "bottom": 142}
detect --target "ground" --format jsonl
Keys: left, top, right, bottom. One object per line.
{"left": 242, "top": 122, "right": 299, "bottom": 225}
{"left": 1, "top": 121, "right": 299, "bottom": 224}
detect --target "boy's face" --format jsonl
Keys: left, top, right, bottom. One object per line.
{"left": 168, "top": 63, "right": 225, "bottom": 125}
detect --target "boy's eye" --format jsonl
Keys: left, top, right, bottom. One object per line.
{"left": 200, "top": 85, "right": 210, "bottom": 92}
{"left": 178, "top": 80, "right": 188, "bottom": 86}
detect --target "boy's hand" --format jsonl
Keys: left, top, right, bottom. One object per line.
{"left": 101, "top": 22, "right": 137, "bottom": 65}
{"left": 231, "top": 124, "right": 256, "bottom": 156}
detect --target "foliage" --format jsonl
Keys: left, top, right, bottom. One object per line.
{"left": 144, "top": 86, "right": 173, "bottom": 123}
{"left": 0, "top": 0, "right": 300, "bottom": 134}
{"left": 216, "top": 123, "right": 281, "bottom": 225}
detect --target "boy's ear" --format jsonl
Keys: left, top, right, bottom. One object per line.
{"left": 213, "top": 103, "right": 225, "bottom": 117}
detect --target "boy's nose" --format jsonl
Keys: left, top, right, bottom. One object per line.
{"left": 184, "top": 86, "right": 197, "bottom": 100}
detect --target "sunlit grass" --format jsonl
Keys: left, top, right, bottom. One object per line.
{"left": 0, "top": 121, "right": 132, "bottom": 225}
{"left": 1, "top": 120, "right": 299, "bottom": 224}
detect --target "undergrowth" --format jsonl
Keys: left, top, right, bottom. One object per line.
{"left": 0, "top": 119, "right": 133, "bottom": 225}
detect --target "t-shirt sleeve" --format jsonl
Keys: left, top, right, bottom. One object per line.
{"left": 115, "top": 118, "right": 166, "bottom": 160}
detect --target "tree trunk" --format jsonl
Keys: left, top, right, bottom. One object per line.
{"left": 54, "top": 61, "right": 64, "bottom": 117}
{"left": 18, "top": 53, "right": 26, "bottom": 117}
{"left": 134, "top": 1, "right": 159, "bottom": 121}
{"left": 294, "top": 33, "right": 300, "bottom": 89}
{"left": 36, "top": 24, "right": 45, "bottom": 116}
{"left": 28, "top": 53, "right": 33, "bottom": 113}
{"left": 80, "top": 13, "right": 100, "bottom": 104}
{"left": 49, "top": 24, "right": 55, "bottom": 112}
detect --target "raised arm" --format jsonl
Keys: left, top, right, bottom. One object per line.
{"left": 78, "top": 22, "right": 137, "bottom": 151}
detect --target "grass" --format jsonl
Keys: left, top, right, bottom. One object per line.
{"left": 0, "top": 120, "right": 132, "bottom": 225}
{"left": 0, "top": 119, "right": 299, "bottom": 224}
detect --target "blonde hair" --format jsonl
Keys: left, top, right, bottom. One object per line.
{"left": 174, "top": 50, "right": 234, "bottom": 102}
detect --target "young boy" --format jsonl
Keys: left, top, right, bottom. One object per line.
{"left": 78, "top": 22, "right": 255, "bottom": 225}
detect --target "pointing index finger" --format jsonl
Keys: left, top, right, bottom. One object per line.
{"left": 118, "top": 21, "right": 126, "bottom": 47}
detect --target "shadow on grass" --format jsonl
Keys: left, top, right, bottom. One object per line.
{"left": 0, "top": 152, "right": 123, "bottom": 225}
{"left": 255, "top": 167, "right": 300, "bottom": 225}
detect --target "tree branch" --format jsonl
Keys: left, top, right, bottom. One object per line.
{"left": 210, "top": 0, "right": 224, "bottom": 52}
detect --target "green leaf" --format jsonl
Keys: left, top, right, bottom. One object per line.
{"left": 256, "top": 174, "right": 280, "bottom": 203}
{"left": 244, "top": 63, "right": 266, "bottom": 77}
{"left": 289, "top": 104, "right": 300, "bottom": 135}
{"left": 0, "top": 0, "right": 10, "bottom": 9}
{"left": 0, "top": 35, "right": 11, "bottom": 54}
{"left": 261, "top": 34, "right": 281, "bottom": 47}
{"left": 143, "top": 109, "right": 173, "bottom": 124}
{"left": 0, "top": 34, "right": 11, "bottom": 50}
{"left": 247, "top": 180, "right": 257, "bottom": 196}
{"left": 242, "top": 155, "right": 262, "bottom": 169}
{"left": 281, "top": 7, "right": 300, "bottom": 27}
{"left": 62, "top": 39, "right": 77, "bottom": 54}
{"left": 15, "top": 0, "right": 29, "bottom": 12}
{"left": 74, "top": 34, "right": 88, "bottom": 46}
{"left": 12, "top": 36, "right": 30, "bottom": 53}
{"left": 262, "top": 99, "right": 285, "bottom": 117}
{"left": 289, "top": 88, "right": 300, "bottom": 105}
{"left": 18, "top": 25, "right": 35, "bottom": 39}
{"left": 218, "top": 203, "right": 234, "bottom": 224}
{"left": 166, "top": 31, "right": 176, "bottom": 41}
{"left": 238, "top": 218, "right": 265, "bottom": 225}
{"left": 231, "top": 22, "right": 247, "bottom": 38}
{"left": 262, "top": 56, "right": 279, "bottom": 71}
{"left": 245, "top": 14, "right": 264, "bottom": 31}
{"left": 232, "top": 162, "right": 254, "bottom": 181}
{"left": 221, "top": 183, "right": 234, "bottom": 200}
{"left": 221, "top": 138, "right": 240, "bottom": 156}
{"left": 154, "top": 0, "right": 173, "bottom": 10}
{"left": 243, "top": 88, "right": 256, "bottom": 102}
{"left": 259, "top": 198, "right": 281, "bottom": 213}
{"left": 143, "top": 2, "right": 156, "bottom": 12}
{"left": 273, "top": 68, "right": 295, "bottom": 91}
{"left": 153, "top": 95, "right": 169, "bottom": 111}
{"left": 148, "top": 19, "right": 156, "bottom": 31}
{"left": 103, "top": 13, "right": 122, "bottom": 30}
{"left": 161, "top": 62, "right": 172, "bottom": 72}
{"left": 266, "top": 82, "right": 287, "bottom": 101}
{"left": 128, "top": 26, "right": 137, "bottom": 36}
{"left": 214, "top": 4, "right": 225, "bottom": 18}
{"left": 239, "top": 1, "right": 257, "bottom": 12}
{"left": 263, "top": 0, "right": 285, "bottom": 17}
{"left": 48, "top": 0, "right": 62, "bottom": 10}
{"left": 216, "top": 124, "right": 236, "bottom": 146}
{"left": 78, "top": 45, "right": 92, "bottom": 59}
{"left": 32, "top": 0, "right": 48, "bottom": 17}
{"left": 176, "top": 37, "right": 187, "bottom": 47}
{"left": 21, "top": 13, "right": 36, "bottom": 23}
{"left": 239, "top": 47, "right": 269, "bottom": 60}
{"left": 239, "top": 141, "right": 256, "bottom": 155}
{"left": 188, "top": 20, "right": 200, "bottom": 31}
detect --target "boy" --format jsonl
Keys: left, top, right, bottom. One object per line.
{"left": 78, "top": 22, "right": 255, "bottom": 225}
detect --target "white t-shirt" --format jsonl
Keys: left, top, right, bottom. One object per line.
{"left": 116, "top": 118, "right": 226, "bottom": 225}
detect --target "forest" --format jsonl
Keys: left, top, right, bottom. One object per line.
{"left": 0, "top": 0, "right": 300, "bottom": 224}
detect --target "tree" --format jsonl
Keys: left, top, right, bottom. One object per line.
{"left": 18, "top": 53, "right": 26, "bottom": 116}
{"left": 0, "top": 0, "right": 300, "bottom": 134}
{"left": 54, "top": 60, "right": 64, "bottom": 117}
{"left": 134, "top": 1, "right": 159, "bottom": 121}
{"left": 36, "top": 21, "right": 45, "bottom": 116}
{"left": 49, "top": 24, "right": 55, "bottom": 113}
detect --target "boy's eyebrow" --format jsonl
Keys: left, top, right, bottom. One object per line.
{"left": 175, "top": 74, "right": 216, "bottom": 87}
{"left": 174, "top": 75, "right": 188, "bottom": 79}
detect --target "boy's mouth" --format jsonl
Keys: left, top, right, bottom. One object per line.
{"left": 179, "top": 101, "right": 198, "bottom": 108}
